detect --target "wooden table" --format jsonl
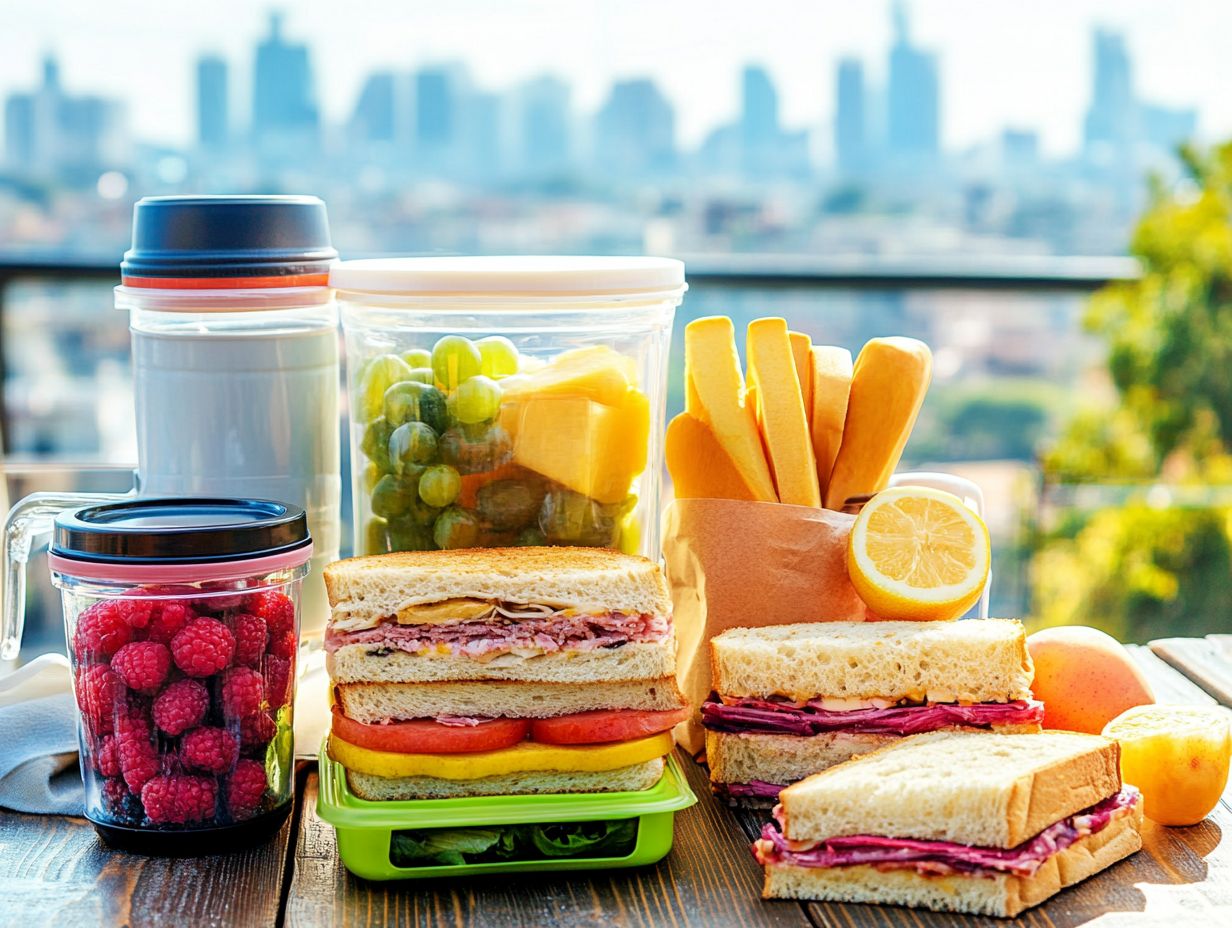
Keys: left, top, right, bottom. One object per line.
{"left": 5, "top": 642, "right": 1231, "bottom": 928}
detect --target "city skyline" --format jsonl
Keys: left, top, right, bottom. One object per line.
{"left": 2, "top": 0, "right": 1226, "bottom": 158}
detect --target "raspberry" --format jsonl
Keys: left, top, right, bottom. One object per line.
{"left": 110, "top": 641, "right": 171, "bottom": 694}
{"left": 229, "top": 613, "right": 267, "bottom": 666}
{"left": 264, "top": 655, "right": 292, "bottom": 708}
{"left": 96, "top": 734, "right": 120, "bottom": 777}
{"left": 115, "top": 598, "right": 154, "bottom": 629}
{"left": 247, "top": 591, "right": 295, "bottom": 636}
{"left": 181, "top": 726, "right": 239, "bottom": 775}
{"left": 116, "top": 715, "right": 160, "bottom": 792}
{"left": 76, "top": 664, "right": 123, "bottom": 732}
{"left": 152, "top": 679, "right": 209, "bottom": 736}
{"left": 100, "top": 777, "right": 142, "bottom": 824}
{"left": 240, "top": 712, "right": 277, "bottom": 752}
{"left": 267, "top": 629, "right": 297, "bottom": 660}
{"left": 73, "top": 602, "right": 133, "bottom": 661}
{"left": 170, "top": 618, "right": 235, "bottom": 677}
{"left": 221, "top": 666, "right": 265, "bottom": 719}
{"left": 146, "top": 601, "right": 195, "bottom": 644}
{"left": 226, "top": 759, "right": 268, "bottom": 819}
{"left": 141, "top": 775, "right": 217, "bottom": 825}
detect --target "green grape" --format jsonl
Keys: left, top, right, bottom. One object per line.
{"left": 404, "top": 496, "right": 443, "bottom": 528}
{"left": 384, "top": 380, "right": 448, "bottom": 433}
{"left": 476, "top": 479, "right": 545, "bottom": 531}
{"left": 538, "top": 487, "right": 619, "bottom": 547}
{"left": 386, "top": 517, "right": 436, "bottom": 552}
{"left": 477, "top": 336, "right": 519, "bottom": 379}
{"left": 438, "top": 423, "right": 512, "bottom": 475}
{"left": 431, "top": 335, "right": 482, "bottom": 392}
{"left": 360, "top": 418, "right": 394, "bottom": 473}
{"left": 371, "top": 474, "right": 418, "bottom": 518}
{"left": 452, "top": 375, "right": 502, "bottom": 425}
{"left": 361, "top": 462, "right": 382, "bottom": 494}
{"left": 401, "top": 348, "right": 432, "bottom": 369}
{"left": 406, "top": 366, "right": 436, "bottom": 385}
{"left": 433, "top": 507, "right": 481, "bottom": 550}
{"left": 419, "top": 464, "right": 461, "bottom": 508}
{"left": 357, "top": 354, "right": 414, "bottom": 421}
{"left": 364, "top": 516, "right": 390, "bottom": 554}
{"left": 515, "top": 526, "right": 547, "bottom": 547}
{"left": 389, "top": 422, "right": 438, "bottom": 473}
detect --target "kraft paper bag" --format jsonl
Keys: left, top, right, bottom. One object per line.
{"left": 662, "top": 498, "right": 870, "bottom": 754}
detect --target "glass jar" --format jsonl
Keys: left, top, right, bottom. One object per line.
{"left": 18, "top": 498, "right": 312, "bottom": 853}
{"left": 332, "top": 256, "right": 685, "bottom": 559}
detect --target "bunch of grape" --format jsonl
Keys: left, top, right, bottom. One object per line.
{"left": 356, "top": 335, "right": 632, "bottom": 553}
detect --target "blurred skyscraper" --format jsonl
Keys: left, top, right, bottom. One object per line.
{"left": 1083, "top": 29, "right": 1134, "bottom": 158}
{"left": 834, "top": 57, "right": 867, "bottom": 175}
{"left": 349, "top": 72, "right": 398, "bottom": 144}
{"left": 886, "top": 1, "right": 940, "bottom": 163}
{"left": 196, "top": 55, "right": 229, "bottom": 149}
{"left": 413, "top": 64, "right": 470, "bottom": 172}
{"left": 740, "top": 65, "right": 778, "bottom": 176}
{"left": 252, "top": 12, "right": 319, "bottom": 155}
{"left": 592, "top": 79, "right": 676, "bottom": 177}
{"left": 513, "top": 75, "right": 573, "bottom": 180}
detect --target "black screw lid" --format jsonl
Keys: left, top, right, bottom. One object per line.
{"left": 51, "top": 498, "right": 311, "bottom": 565}
{"left": 120, "top": 195, "right": 337, "bottom": 283}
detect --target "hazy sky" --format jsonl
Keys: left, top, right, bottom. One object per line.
{"left": 3, "top": 0, "right": 1229, "bottom": 156}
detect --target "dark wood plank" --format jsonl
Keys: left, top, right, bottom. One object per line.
{"left": 1150, "top": 636, "right": 1232, "bottom": 707}
{"left": 0, "top": 782, "right": 299, "bottom": 927}
{"left": 286, "top": 748, "right": 811, "bottom": 928}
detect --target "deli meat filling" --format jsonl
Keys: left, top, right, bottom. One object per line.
{"left": 325, "top": 610, "right": 669, "bottom": 660}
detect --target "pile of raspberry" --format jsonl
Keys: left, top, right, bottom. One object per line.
{"left": 72, "top": 588, "right": 297, "bottom": 828}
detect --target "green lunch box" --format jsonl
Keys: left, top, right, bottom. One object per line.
{"left": 316, "top": 741, "right": 698, "bottom": 881}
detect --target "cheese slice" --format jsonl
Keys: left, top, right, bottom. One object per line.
{"left": 824, "top": 337, "right": 932, "bottom": 510}
{"left": 396, "top": 598, "right": 494, "bottom": 625}
{"left": 327, "top": 731, "right": 673, "bottom": 780}
{"left": 684, "top": 317, "right": 776, "bottom": 502}
{"left": 788, "top": 331, "right": 813, "bottom": 416}
{"left": 666, "top": 412, "right": 760, "bottom": 500}
{"left": 809, "top": 345, "right": 853, "bottom": 504}
{"left": 746, "top": 318, "right": 821, "bottom": 507}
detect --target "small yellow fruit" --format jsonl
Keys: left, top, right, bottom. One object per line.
{"left": 847, "top": 486, "right": 990, "bottom": 621}
{"left": 1103, "top": 705, "right": 1232, "bottom": 826}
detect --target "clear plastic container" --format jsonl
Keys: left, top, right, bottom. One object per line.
{"left": 6, "top": 497, "right": 312, "bottom": 854}
{"left": 332, "top": 257, "right": 685, "bottom": 559}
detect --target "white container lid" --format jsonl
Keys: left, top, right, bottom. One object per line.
{"left": 330, "top": 256, "right": 685, "bottom": 299}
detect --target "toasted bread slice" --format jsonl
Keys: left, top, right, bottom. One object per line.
{"left": 346, "top": 757, "right": 665, "bottom": 800}
{"left": 328, "top": 638, "right": 676, "bottom": 685}
{"left": 710, "top": 620, "right": 1033, "bottom": 704}
{"left": 338, "top": 676, "right": 686, "bottom": 724}
{"left": 779, "top": 730, "right": 1121, "bottom": 849}
{"left": 325, "top": 547, "right": 670, "bottom": 631}
{"left": 763, "top": 803, "right": 1143, "bottom": 917}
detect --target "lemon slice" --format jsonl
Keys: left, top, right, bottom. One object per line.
{"left": 847, "top": 485, "right": 990, "bottom": 621}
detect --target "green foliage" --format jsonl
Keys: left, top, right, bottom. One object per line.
{"left": 909, "top": 380, "right": 1064, "bottom": 463}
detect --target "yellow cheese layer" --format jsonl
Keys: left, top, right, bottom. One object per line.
{"left": 328, "top": 731, "right": 674, "bottom": 780}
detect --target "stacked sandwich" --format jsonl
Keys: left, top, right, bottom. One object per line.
{"left": 703, "top": 620, "right": 1043, "bottom": 801}
{"left": 323, "top": 547, "right": 688, "bottom": 799}
{"left": 755, "top": 730, "right": 1144, "bottom": 917}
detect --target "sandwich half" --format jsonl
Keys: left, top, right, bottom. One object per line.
{"left": 703, "top": 620, "right": 1042, "bottom": 801}
{"left": 755, "top": 730, "right": 1143, "bottom": 917}
{"left": 324, "top": 547, "right": 687, "bottom": 800}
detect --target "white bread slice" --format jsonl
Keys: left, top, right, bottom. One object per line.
{"left": 346, "top": 756, "right": 665, "bottom": 800}
{"left": 325, "top": 547, "right": 670, "bottom": 629}
{"left": 779, "top": 731, "right": 1121, "bottom": 848}
{"left": 763, "top": 802, "right": 1143, "bottom": 917}
{"left": 338, "top": 677, "right": 686, "bottom": 723}
{"left": 328, "top": 639, "right": 675, "bottom": 685}
{"left": 706, "top": 722, "right": 1041, "bottom": 790}
{"left": 710, "top": 620, "right": 1033, "bottom": 703}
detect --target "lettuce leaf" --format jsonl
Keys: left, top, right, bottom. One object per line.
{"left": 390, "top": 819, "right": 637, "bottom": 867}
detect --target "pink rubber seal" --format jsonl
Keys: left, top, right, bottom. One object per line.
{"left": 48, "top": 543, "right": 313, "bottom": 585}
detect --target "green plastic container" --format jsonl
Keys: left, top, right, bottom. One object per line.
{"left": 317, "top": 741, "right": 697, "bottom": 880}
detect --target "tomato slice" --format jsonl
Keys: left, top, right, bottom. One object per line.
{"left": 530, "top": 706, "right": 691, "bottom": 745}
{"left": 330, "top": 707, "right": 530, "bottom": 754}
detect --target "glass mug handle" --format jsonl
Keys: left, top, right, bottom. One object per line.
{"left": 888, "top": 471, "right": 990, "bottom": 620}
{"left": 1, "top": 491, "right": 129, "bottom": 660}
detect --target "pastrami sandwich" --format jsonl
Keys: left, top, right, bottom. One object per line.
{"left": 703, "top": 620, "right": 1042, "bottom": 801}
{"left": 324, "top": 547, "right": 687, "bottom": 800}
{"left": 754, "top": 730, "right": 1143, "bottom": 917}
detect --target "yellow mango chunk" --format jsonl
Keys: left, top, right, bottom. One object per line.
{"left": 666, "top": 412, "right": 760, "bottom": 500}
{"left": 809, "top": 345, "right": 853, "bottom": 503}
{"left": 746, "top": 318, "right": 820, "bottom": 507}
{"left": 684, "top": 317, "right": 776, "bottom": 502}
{"left": 501, "top": 345, "right": 635, "bottom": 407}
{"left": 501, "top": 390, "right": 648, "bottom": 504}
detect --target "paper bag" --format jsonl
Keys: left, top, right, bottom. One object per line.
{"left": 662, "top": 498, "right": 869, "bottom": 753}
